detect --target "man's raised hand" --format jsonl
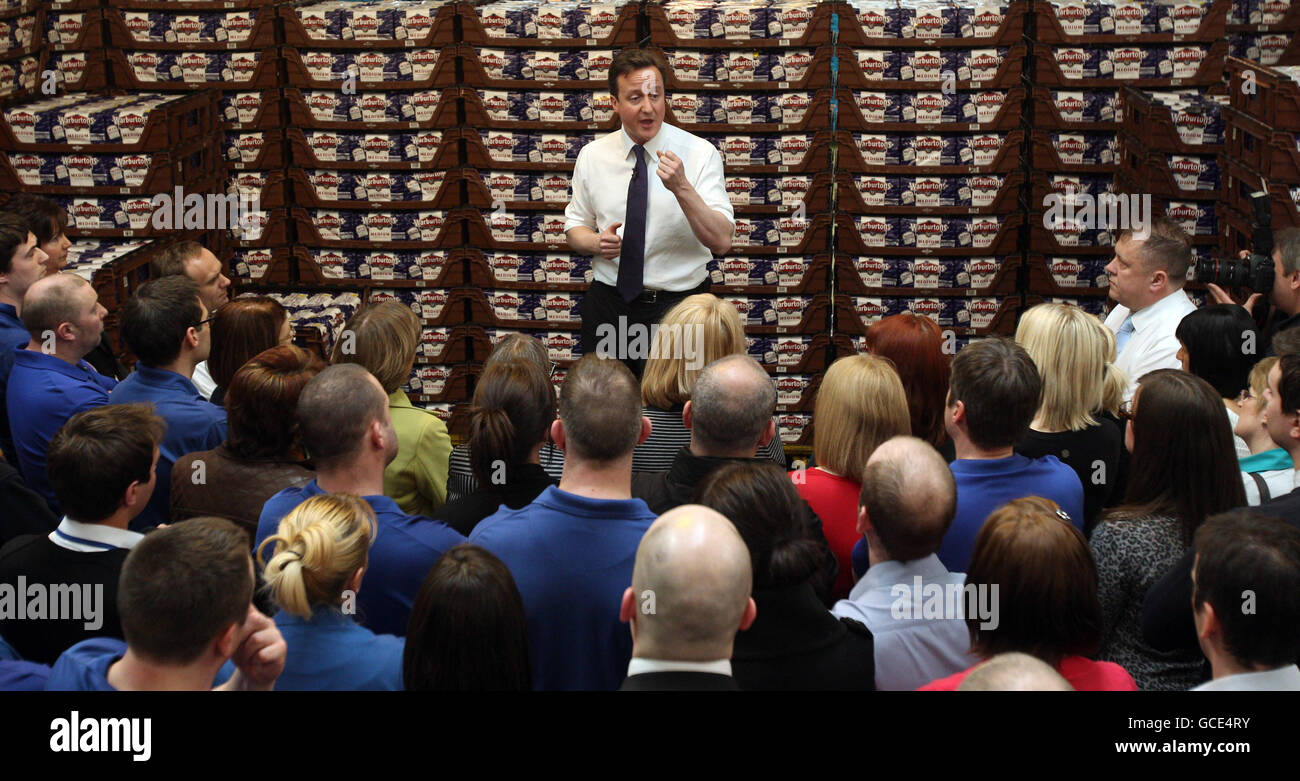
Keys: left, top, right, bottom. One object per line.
{"left": 599, "top": 221, "right": 623, "bottom": 259}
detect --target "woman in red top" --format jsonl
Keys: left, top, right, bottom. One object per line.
{"left": 790, "top": 354, "right": 910, "bottom": 600}
{"left": 918, "top": 497, "right": 1137, "bottom": 691}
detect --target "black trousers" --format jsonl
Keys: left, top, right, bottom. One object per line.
{"left": 580, "top": 279, "right": 712, "bottom": 379}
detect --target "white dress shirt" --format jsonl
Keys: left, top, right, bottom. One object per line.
{"left": 48, "top": 517, "right": 144, "bottom": 553}
{"left": 626, "top": 657, "right": 732, "bottom": 677}
{"left": 191, "top": 360, "right": 216, "bottom": 400}
{"left": 1192, "top": 664, "right": 1300, "bottom": 691}
{"left": 1104, "top": 288, "right": 1197, "bottom": 401}
{"left": 564, "top": 122, "right": 733, "bottom": 292}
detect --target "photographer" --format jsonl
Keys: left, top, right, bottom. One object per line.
{"left": 1206, "top": 228, "right": 1300, "bottom": 356}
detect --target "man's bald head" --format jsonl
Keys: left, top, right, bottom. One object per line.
{"left": 957, "top": 652, "right": 1074, "bottom": 691}
{"left": 689, "top": 354, "right": 776, "bottom": 455}
{"left": 22, "top": 273, "right": 88, "bottom": 337}
{"left": 626, "top": 505, "right": 755, "bottom": 660}
{"left": 860, "top": 436, "right": 957, "bottom": 562}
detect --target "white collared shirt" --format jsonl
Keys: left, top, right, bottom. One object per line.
{"left": 626, "top": 657, "right": 733, "bottom": 678}
{"left": 191, "top": 360, "right": 216, "bottom": 400}
{"left": 48, "top": 517, "right": 144, "bottom": 553}
{"left": 1104, "top": 288, "right": 1198, "bottom": 401}
{"left": 1192, "top": 664, "right": 1300, "bottom": 691}
{"left": 564, "top": 122, "right": 733, "bottom": 292}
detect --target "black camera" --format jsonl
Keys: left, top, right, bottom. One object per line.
{"left": 1193, "top": 191, "right": 1275, "bottom": 292}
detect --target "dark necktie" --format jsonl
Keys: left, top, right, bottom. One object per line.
{"left": 617, "top": 144, "right": 648, "bottom": 302}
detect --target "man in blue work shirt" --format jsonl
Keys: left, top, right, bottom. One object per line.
{"left": 109, "top": 276, "right": 226, "bottom": 530}
{"left": 256, "top": 364, "right": 465, "bottom": 637}
{"left": 471, "top": 354, "right": 657, "bottom": 691}
{"left": 0, "top": 214, "right": 47, "bottom": 351}
{"left": 7, "top": 274, "right": 116, "bottom": 514}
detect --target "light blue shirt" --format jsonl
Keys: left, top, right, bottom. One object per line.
{"left": 272, "top": 607, "right": 404, "bottom": 691}
{"left": 831, "top": 554, "right": 980, "bottom": 691}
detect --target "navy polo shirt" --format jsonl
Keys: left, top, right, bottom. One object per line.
{"left": 272, "top": 607, "right": 404, "bottom": 691}
{"left": 256, "top": 480, "right": 466, "bottom": 637}
{"left": 108, "top": 365, "right": 227, "bottom": 531}
{"left": 470, "top": 485, "right": 656, "bottom": 691}
{"left": 0, "top": 304, "right": 26, "bottom": 353}
{"left": 7, "top": 346, "right": 117, "bottom": 515}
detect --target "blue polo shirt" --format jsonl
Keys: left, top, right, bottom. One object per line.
{"left": 0, "top": 304, "right": 26, "bottom": 353}
{"left": 256, "top": 480, "right": 465, "bottom": 637}
{"left": 939, "top": 454, "right": 1085, "bottom": 572}
{"left": 272, "top": 607, "right": 404, "bottom": 691}
{"left": 7, "top": 346, "right": 118, "bottom": 515}
{"left": 470, "top": 485, "right": 656, "bottom": 691}
{"left": 45, "top": 637, "right": 234, "bottom": 691}
{"left": 108, "top": 365, "right": 227, "bottom": 531}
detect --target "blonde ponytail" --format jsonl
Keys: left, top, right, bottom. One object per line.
{"left": 257, "top": 493, "right": 377, "bottom": 619}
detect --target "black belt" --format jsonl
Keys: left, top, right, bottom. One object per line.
{"left": 614, "top": 279, "right": 712, "bottom": 305}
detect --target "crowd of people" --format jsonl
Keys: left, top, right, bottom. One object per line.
{"left": 0, "top": 198, "right": 1298, "bottom": 692}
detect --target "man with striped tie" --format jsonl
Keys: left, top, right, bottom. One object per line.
{"left": 565, "top": 48, "right": 735, "bottom": 377}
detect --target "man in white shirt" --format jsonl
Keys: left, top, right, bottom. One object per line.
{"left": 148, "top": 240, "right": 232, "bottom": 400}
{"left": 1190, "top": 510, "right": 1300, "bottom": 691}
{"left": 618, "top": 505, "right": 755, "bottom": 691}
{"left": 1102, "top": 215, "right": 1197, "bottom": 401}
{"left": 565, "top": 48, "right": 734, "bottom": 377}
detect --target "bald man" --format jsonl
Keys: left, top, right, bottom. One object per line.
{"left": 957, "top": 653, "right": 1074, "bottom": 691}
{"left": 618, "top": 504, "right": 756, "bottom": 691}
{"left": 7, "top": 274, "right": 115, "bottom": 514}
{"left": 831, "top": 436, "right": 980, "bottom": 690}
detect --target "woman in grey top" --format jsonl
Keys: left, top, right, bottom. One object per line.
{"left": 1091, "top": 369, "right": 1245, "bottom": 691}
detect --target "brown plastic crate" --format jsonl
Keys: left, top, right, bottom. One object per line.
{"left": 835, "top": 253, "right": 1022, "bottom": 297}
{"left": 1033, "top": 0, "right": 1229, "bottom": 43}
{"left": 283, "top": 86, "right": 456, "bottom": 131}
{"left": 843, "top": 129, "right": 1024, "bottom": 175}
{"left": 1228, "top": 55, "right": 1300, "bottom": 126}
{"left": 45, "top": 47, "right": 110, "bottom": 91}
{"left": 0, "top": 132, "right": 224, "bottom": 195}
{"left": 1031, "top": 86, "right": 1124, "bottom": 130}
{"left": 1024, "top": 254, "right": 1115, "bottom": 297}
{"left": 281, "top": 45, "right": 455, "bottom": 91}
{"left": 834, "top": 293, "right": 1022, "bottom": 336}
{"left": 647, "top": 1, "right": 840, "bottom": 48}
{"left": 1121, "top": 86, "right": 1229, "bottom": 154}
{"left": 840, "top": 86, "right": 1027, "bottom": 132}
{"left": 461, "top": 87, "right": 620, "bottom": 134}
{"left": 1116, "top": 136, "right": 1221, "bottom": 199}
{"left": 1223, "top": 156, "right": 1300, "bottom": 228}
{"left": 225, "top": 127, "right": 285, "bottom": 170}
{"left": 659, "top": 44, "right": 831, "bottom": 92}
{"left": 222, "top": 88, "right": 281, "bottom": 130}
{"left": 1032, "top": 40, "right": 1228, "bottom": 88}
{"left": 838, "top": 44, "right": 1027, "bottom": 91}
{"left": 841, "top": 170, "right": 1025, "bottom": 215}
{"left": 458, "top": 0, "right": 637, "bottom": 48}
{"left": 292, "top": 206, "right": 456, "bottom": 250}
{"left": 287, "top": 166, "right": 454, "bottom": 209}
{"left": 107, "top": 47, "right": 281, "bottom": 91}
{"left": 228, "top": 244, "right": 296, "bottom": 285}
{"left": 837, "top": 0, "right": 1027, "bottom": 47}
{"left": 47, "top": 7, "right": 104, "bottom": 50}
{"left": 0, "top": 90, "right": 219, "bottom": 153}
{"left": 286, "top": 126, "right": 454, "bottom": 170}
{"left": 836, "top": 212, "right": 1023, "bottom": 256}
{"left": 458, "top": 43, "right": 608, "bottom": 91}
{"left": 1225, "top": 106, "right": 1300, "bottom": 183}
{"left": 281, "top": 1, "right": 457, "bottom": 48}
{"left": 1029, "top": 129, "right": 1119, "bottom": 172}
{"left": 105, "top": 6, "right": 278, "bottom": 50}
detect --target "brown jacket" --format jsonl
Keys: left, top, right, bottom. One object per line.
{"left": 171, "top": 445, "right": 314, "bottom": 542}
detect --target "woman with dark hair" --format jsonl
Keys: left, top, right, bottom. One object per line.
{"left": 432, "top": 359, "right": 557, "bottom": 536}
{"left": 171, "top": 345, "right": 324, "bottom": 537}
{"left": 863, "top": 313, "right": 952, "bottom": 454}
{"left": 207, "top": 296, "right": 292, "bottom": 406}
{"left": 1091, "top": 369, "right": 1245, "bottom": 690}
{"left": 920, "top": 497, "right": 1136, "bottom": 691}
{"left": 695, "top": 460, "right": 875, "bottom": 690}
{"left": 403, "top": 544, "right": 531, "bottom": 691}
{"left": 1176, "top": 305, "right": 1260, "bottom": 460}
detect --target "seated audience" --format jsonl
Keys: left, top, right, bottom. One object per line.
{"left": 148, "top": 241, "right": 231, "bottom": 399}
{"left": 936, "top": 337, "right": 1084, "bottom": 572}
{"left": 258, "top": 493, "right": 403, "bottom": 690}
{"left": 470, "top": 355, "right": 657, "bottom": 690}
{"left": 110, "top": 275, "right": 227, "bottom": 530}
{"left": 432, "top": 358, "right": 557, "bottom": 536}
{"left": 832, "top": 436, "right": 979, "bottom": 690}
{"left": 862, "top": 313, "right": 952, "bottom": 454}
{"left": 404, "top": 544, "right": 531, "bottom": 691}
{"left": 1092, "top": 369, "right": 1243, "bottom": 690}
{"left": 696, "top": 461, "right": 874, "bottom": 690}
{"left": 0, "top": 404, "right": 162, "bottom": 663}
{"left": 956, "top": 653, "right": 1074, "bottom": 691}
{"left": 256, "top": 364, "right": 465, "bottom": 637}
{"left": 332, "top": 301, "right": 452, "bottom": 517}
{"left": 171, "top": 345, "right": 322, "bottom": 537}
{"left": 920, "top": 497, "right": 1137, "bottom": 691}
{"left": 635, "top": 294, "right": 784, "bottom": 472}
{"left": 1235, "top": 357, "right": 1294, "bottom": 505}
{"left": 7, "top": 274, "right": 116, "bottom": 513}
{"left": 206, "top": 296, "right": 293, "bottom": 406}
{"left": 1189, "top": 510, "right": 1300, "bottom": 691}
{"left": 45, "top": 518, "right": 286, "bottom": 691}
{"left": 1175, "top": 304, "right": 1259, "bottom": 459}
{"left": 792, "top": 354, "right": 909, "bottom": 599}
{"left": 619, "top": 505, "right": 756, "bottom": 691}
{"left": 445, "top": 334, "right": 565, "bottom": 501}
{"left": 1014, "top": 303, "right": 1125, "bottom": 532}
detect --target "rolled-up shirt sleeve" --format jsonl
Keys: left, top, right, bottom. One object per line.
{"left": 694, "top": 144, "right": 734, "bottom": 226}
{"left": 563, "top": 148, "right": 596, "bottom": 234}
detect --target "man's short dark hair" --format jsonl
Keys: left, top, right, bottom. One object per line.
{"left": 1275, "top": 227, "right": 1300, "bottom": 276}
{"left": 1119, "top": 215, "right": 1193, "bottom": 282}
{"left": 1193, "top": 510, "right": 1300, "bottom": 668}
{"left": 148, "top": 240, "right": 204, "bottom": 280}
{"left": 1274, "top": 327, "right": 1300, "bottom": 359}
{"left": 608, "top": 47, "right": 671, "bottom": 98}
{"left": 5, "top": 193, "right": 68, "bottom": 245}
{"left": 295, "top": 363, "right": 389, "bottom": 468}
{"left": 691, "top": 355, "right": 776, "bottom": 453}
{"left": 117, "top": 517, "right": 254, "bottom": 665}
{"left": 949, "top": 337, "right": 1042, "bottom": 450}
{"left": 0, "top": 213, "right": 31, "bottom": 275}
{"left": 47, "top": 404, "right": 166, "bottom": 523}
{"left": 121, "top": 275, "right": 203, "bottom": 367}
{"left": 558, "top": 354, "right": 642, "bottom": 462}
{"left": 1279, "top": 353, "right": 1300, "bottom": 415}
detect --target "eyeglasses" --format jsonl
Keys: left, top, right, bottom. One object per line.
{"left": 193, "top": 313, "right": 216, "bottom": 330}
{"left": 1118, "top": 399, "right": 1134, "bottom": 420}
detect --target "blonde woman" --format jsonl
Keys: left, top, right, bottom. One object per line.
{"left": 332, "top": 301, "right": 452, "bottom": 517}
{"left": 635, "top": 294, "right": 785, "bottom": 472}
{"left": 1015, "top": 303, "right": 1125, "bottom": 531}
{"left": 1236, "top": 357, "right": 1294, "bottom": 504}
{"left": 791, "top": 354, "right": 910, "bottom": 600}
{"left": 258, "top": 493, "right": 403, "bottom": 690}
